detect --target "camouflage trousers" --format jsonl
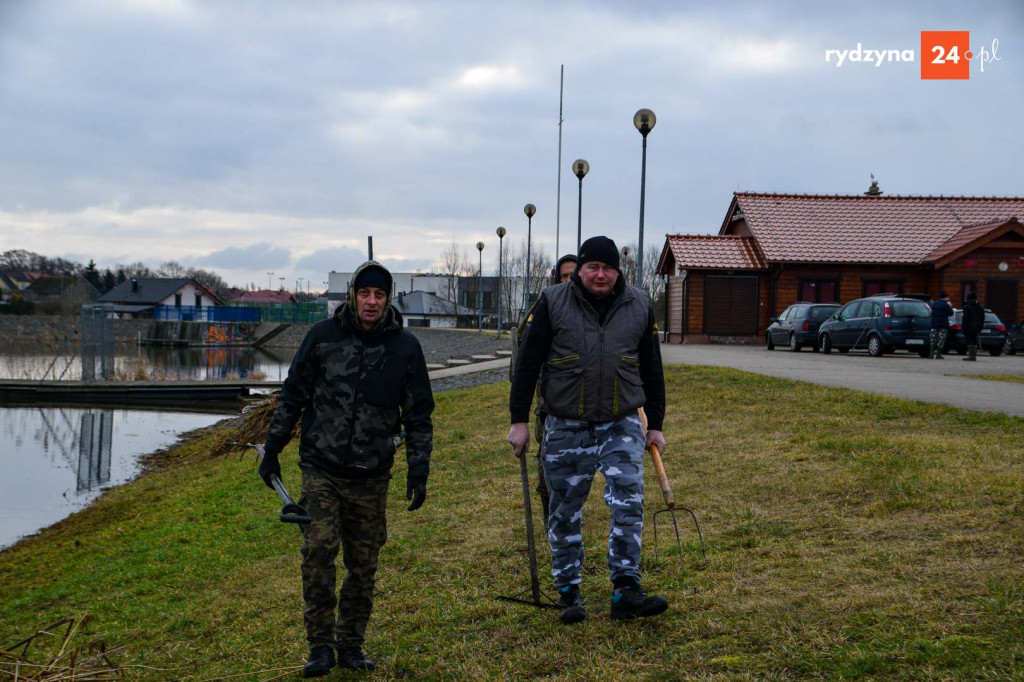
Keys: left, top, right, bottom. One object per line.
{"left": 930, "top": 328, "right": 948, "bottom": 357}
{"left": 299, "top": 464, "right": 390, "bottom": 649}
{"left": 541, "top": 414, "right": 645, "bottom": 588}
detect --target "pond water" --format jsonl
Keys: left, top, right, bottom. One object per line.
{"left": 0, "top": 405, "right": 237, "bottom": 550}
{"left": 0, "top": 345, "right": 297, "bottom": 381}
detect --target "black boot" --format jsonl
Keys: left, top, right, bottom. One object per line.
{"left": 611, "top": 584, "right": 668, "bottom": 620}
{"left": 338, "top": 646, "right": 376, "bottom": 672}
{"left": 303, "top": 645, "right": 336, "bottom": 678}
{"left": 557, "top": 584, "right": 587, "bottom": 624}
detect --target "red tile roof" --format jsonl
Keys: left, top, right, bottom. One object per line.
{"left": 731, "top": 193, "right": 1024, "bottom": 264}
{"left": 923, "top": 219, "right": 1020, "bottom": 263}
{"left": 665, "top": 235, "right": 765, "bottom": 270}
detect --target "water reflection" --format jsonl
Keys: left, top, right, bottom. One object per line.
{"left": 0, "top": 346, "right": 296, "bottom": 382}
{"left": 0, "top": 405, "right": 231, "bottom": 550}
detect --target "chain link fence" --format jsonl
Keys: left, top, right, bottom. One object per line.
{"left": 80, "top": 304, "right": 115, "bottom": 381}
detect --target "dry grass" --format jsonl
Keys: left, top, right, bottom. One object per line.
{"left": 947, "top": 373, "right": 1024, "bottom": 385}
{"left": 0, "top": 366, "right": 1022, "bottom": 680}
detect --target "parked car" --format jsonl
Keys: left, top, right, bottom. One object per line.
{"left": 945, "top": 309, "right": 1008, "bottom": 356}
{"left": 766, "top": 302, "right": 841, "bottom": 352}
{"left": 818, "top": 295, "right": 932, "bottom": 357}
{"left": 1004, "top": 320, "right": 1024, "bottom": 355}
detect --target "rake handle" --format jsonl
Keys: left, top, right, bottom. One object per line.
{"left": 649, "top": 444, "right": 675, "bottom": 509}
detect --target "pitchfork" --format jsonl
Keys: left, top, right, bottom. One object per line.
{"left": 648, "top": 443, "right": 707, "bottom": 565}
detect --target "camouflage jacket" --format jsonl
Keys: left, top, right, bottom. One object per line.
{"left": 265, "top": 303, "right": 434, "bottom": 480}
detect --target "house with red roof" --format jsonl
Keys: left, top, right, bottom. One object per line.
{"left": 221, "top": 289, "right": 298, "bottom": 305}
{"left": 657, "top": 184, "right": 1024, "bottom": 344}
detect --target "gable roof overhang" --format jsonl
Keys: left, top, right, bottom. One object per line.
{"left": 923, "top": 217, "right": 1024, "bottom": 268}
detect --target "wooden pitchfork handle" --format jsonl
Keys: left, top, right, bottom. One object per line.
{"left": 648, "top": 444, "right": 675, "bottom": 509}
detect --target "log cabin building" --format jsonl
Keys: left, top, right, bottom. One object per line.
{"left": 657, "top": 188, "right": 1024, "bottom": 344}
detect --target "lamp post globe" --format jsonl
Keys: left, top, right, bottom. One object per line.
{"left": 633, "top": 108, "right": 656, "bottom": 289}
{"left": 572, "top": 159, "right": 589, "bottom": 253}
{"left": 496, "top": 227, "right": 506, "bottom": 338}
{"left": 523, "top": 203, "right": 536, "bottom": 315}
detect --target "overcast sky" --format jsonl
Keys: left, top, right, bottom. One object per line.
{"left": 1, "top": 0, "right": 1021, "bottom": 290}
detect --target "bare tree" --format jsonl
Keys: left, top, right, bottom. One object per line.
{"left": 156, "top": 260, "right": 189, "bottom": 278}
{"left": 620, "top": 242, "right": 666, "bottom": 324}
{"left": 437, "top": 240, "right": 470, "bottom": 314}
{"left": 116, "top": 261, "right": 154, "bottom": 279}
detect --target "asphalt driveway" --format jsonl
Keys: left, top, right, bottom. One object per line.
{"left": 660, "top": 344, "right": 1024, "bottom": 418}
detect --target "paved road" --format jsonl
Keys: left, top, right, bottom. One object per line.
{"left": 660, "top": 344, "right": 1024, "bottom": 417}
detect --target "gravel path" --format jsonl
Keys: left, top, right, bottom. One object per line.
{"left": 431, "top": 367, "right": 509, "bottom": 393}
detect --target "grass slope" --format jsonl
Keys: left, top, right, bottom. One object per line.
{"left": 1, "top": 366, "right": 1023, "bottom": 680}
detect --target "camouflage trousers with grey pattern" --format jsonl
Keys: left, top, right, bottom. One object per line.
{"left": 299, "top": 463, "right": 390, "bottom": 649}
{"left": 541, "top": 414, "right": 645, "bottom": 588}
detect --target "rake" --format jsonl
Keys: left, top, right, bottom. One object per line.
{"left": 648, "top": 443, "right": 707, "bottom": 565}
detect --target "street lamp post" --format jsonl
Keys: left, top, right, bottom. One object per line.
{"left": 266, "top": 272, "right": 274, "bottom": 290}
{"left": 633, "top": 108, "right": 656, "bottom": 289}
{"left": 476, "top": 241, "right": 485, "bottom": 332}
{"left": 523, "top": 203, "right": 536, "bottom": 315}
{"left": 278, "top": 276, "right": 285, "bottom": 291}
{"left": 573, "top": 159, "right": 589, "bottom": 253}
{"left": 496, "top": 226, "right": 506, "bottom": 338}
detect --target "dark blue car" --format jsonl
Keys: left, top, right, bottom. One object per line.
{"left": 818, "top": 295, "right": 932, "bottom": 357}
{"left": 766, "top": 302, "right": 840, "bottom": 352}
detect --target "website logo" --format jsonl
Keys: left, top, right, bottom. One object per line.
{"left": 824, "top": 31, "right": 1001, "bottom": 80}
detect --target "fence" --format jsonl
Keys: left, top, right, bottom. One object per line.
{"left": 224, "top": 302, "right": 328, "bottom": 324}
{"left": 154, "top": 305, "right": 261, "bottom": 322}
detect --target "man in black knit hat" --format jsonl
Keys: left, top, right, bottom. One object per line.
{"left": 508, "top": 236, "right": 668, "bottom": 625}
{"left": 260, "top": 260, "right": 434, "bottom": 677}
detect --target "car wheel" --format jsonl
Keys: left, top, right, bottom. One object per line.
{"left": 789, "top": 334, "right": 801, "bottom": 352}
{"left": 766, "top": 334, "right": 775, "bottom": 350}
{"left": 988, "top": 346, "right": 1003, "bottom": 357}
{"left": 821, "top": 335, "right": 832, "bottom": 354}
{"left": 867, "top": 335, "right": 884, "bottom": 357}
{"left": 917, "top": 347, "right": 930, "bottom": 358}
{"left": 1003, "top": 338, "right": 1013, "bottom": 356}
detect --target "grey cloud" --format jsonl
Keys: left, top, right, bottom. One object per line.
{"left": 197, "top": 242, "right": 291, "bottom": 270}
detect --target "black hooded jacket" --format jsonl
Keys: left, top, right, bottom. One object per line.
{"left": 265, "top": 262, "right": 434, "bottom": 480}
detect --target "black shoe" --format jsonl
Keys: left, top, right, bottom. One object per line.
{"left": 303, "top": 646, "right": 336, "bottom": 678}
{"left": 557, "top": 584, "right": 587, "bottom": 624}
{"left": 610, "top": 585, "right": 668, "bottom": 620}
{"left": 338, "top": 646, "right": 376, "bottom": 672}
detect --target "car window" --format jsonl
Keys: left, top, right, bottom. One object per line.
{"left": 984, "top": 312, "right": 1001, "bottom": 324}
{"left": 889, "top": 300, "right": 931, "bottom": 317}
{"left": 838, "top": 302, "right": 861, "bottom": 321}
{"left": 808, "top": 305, "right": 839, "bottom": 322}
{"left": 777, "top": 307, "right": 791, "bottom": 321}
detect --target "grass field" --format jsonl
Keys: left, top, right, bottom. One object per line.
{"left": 1, "top": 366, "right": 1023, "bottom": 680}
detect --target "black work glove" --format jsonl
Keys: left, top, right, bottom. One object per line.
{"left": 258, "top": 447, "right": 281, "bottom": 490}
{"left": 406, "top": 464, "right": 428, "bottom": 512}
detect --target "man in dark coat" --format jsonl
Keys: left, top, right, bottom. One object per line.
{"left": 260, "top": 260, "right": 434, "bottom": 677}
{"left": 961, "top": 292, "right": 985, "bottom": 362}
{"left": 929, "top": 291, "right": 954, "bottom": 359}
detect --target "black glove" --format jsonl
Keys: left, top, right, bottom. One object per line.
{"left": 406, "top": 470, "right": 427, "bottom": 512}
{"left": 258, "top": 448, "right": 281, "bottom": 490}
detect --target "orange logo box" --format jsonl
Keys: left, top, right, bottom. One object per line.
{"left": 921, "top": 31, "right": 970, "bottom": 79}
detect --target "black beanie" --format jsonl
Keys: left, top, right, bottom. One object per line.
{"left": 353, "top": 265, "right": 390, "bottom": 292}
{"left": 577, "top": 236, "right": 620, "bottom": 271}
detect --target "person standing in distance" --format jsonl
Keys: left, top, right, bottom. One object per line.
{"left": 508, "top": 236, "right": 668, "bottom": 625}
{"left": 260, "top": 261, "right": 434, "bottom": 677}
{"left": 929, "top": 291, "right": 954, "bottom": 359}
{"left": 961, "top": 292, "right": 985, "bottom": 362}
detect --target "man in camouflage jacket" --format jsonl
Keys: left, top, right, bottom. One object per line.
{"left": 260, "top": 260, "right": 434, "bottom": 677}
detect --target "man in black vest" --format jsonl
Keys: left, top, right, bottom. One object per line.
{"left": 961, "top": 292, "right": 985, "bottom": 361}
{"left": 508, "top": 236, "right": 667, "bottom": 625}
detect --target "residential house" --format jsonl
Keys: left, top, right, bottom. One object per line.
{"left": 221, "top": 289, "right": 298, "bottom": 305}
{"left": 392, "top": 290, "right": 477, "bottom": 328}
{"left": 23, "top": 275, "right": 102, "bottom": 310}
{"left": 97, "top": 278, "right": 223, "bottom": 318}
{"left": 658, "top": 189, "right": 1024, "bottom": 343}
